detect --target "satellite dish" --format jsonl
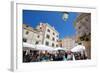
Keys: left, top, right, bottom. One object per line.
{"left": 62, "top": 12, "right": 69, "bottom": 21}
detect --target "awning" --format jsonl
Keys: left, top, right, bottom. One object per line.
{"left": 71, "top": 45, "right": 85, "bottom": 52}
{"left": 23, "top": 43, "right": 35, "bottom": 49}
{"left": 35, "top": 44, "right": 54, "bottom": 51}
{"left": 54, "top": 47, "right": 66, "bottom": 51}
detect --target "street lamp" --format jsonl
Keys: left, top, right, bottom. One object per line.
{"left": 62, "top": 12, "right": 69, "bottom": 21}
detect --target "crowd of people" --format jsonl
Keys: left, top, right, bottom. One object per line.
{"left": 73, "top": 52, "right": 87, "bottom": 60}
{"left": 23, "top": 49, "right": 87, "bottom": 62}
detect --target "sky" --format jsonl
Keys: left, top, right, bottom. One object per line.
{"left": 23, "top": 10, "right": 78, "bottom": 39}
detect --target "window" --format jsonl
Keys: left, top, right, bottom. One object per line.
{"left": 26, "top": 25, "right": 29, "bottom": 27}
{"left": 37, "top": 35, "right": 40, "bottom": 38}
{"left": 52, "top": 43, "right": 54, "bottom": 47}
{"left": 47, "top": 29, "right": 50, "bottom": 32}
{"left": 46, "top": 34, "right": 50, "bottom": 39}
{"left": 26, "top": 31, "right": 29, "bottom": 35}
{"left": 60, "top": 44, "right": 62, "bottom": 47}
{"left": 57, "top": 40, "right": 59, "bottom": 42}
{"left": 56, "top": 35, "right": 58, "bottom": 38}
{"left": 56, "top": 45, "right": 58, "bottom": 47}
{"left": 45, "top": 41, "right": 49, "bottom": 46}
{"left": 23, "top": 38, "right": 27, "bottom": 42}
{"left": 35, "top": 41, "right": 39, "bottom": 45}
{"left": 53, "top": 32, "right": 55, "bottom": 35}
{"left": 78, "top": 26, "right": 81, "bottom": 29}
{"left": 85, "top": 37, "right": 89, "bottom": 41}
{"left": 59, "top": 40, "right": 62, "bottom": 42}
{"left": 40, "top": 27, "right": 42, "bottom": 29}
{"left": 52, "top": 37, "right": 55, "bottom": 41}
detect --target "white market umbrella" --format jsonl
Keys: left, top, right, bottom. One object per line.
{"left": 71, "top": 45, "right": 85, "bottom": 52}
{"left": 35, "top": 45, "right": 54, "bottom": 51}
{"left": 55, "top": 47, "right": 65, "bottom": 50}
{"left": 23, "top": 42, "right": 35, "bottom": 49}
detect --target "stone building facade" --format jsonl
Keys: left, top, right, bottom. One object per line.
{"left": 74, "top": 13, "right": 91, "bottom": 59}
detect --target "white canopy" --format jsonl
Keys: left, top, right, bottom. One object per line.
{"left": 71, "top": 45, "right": 85, "bottom": 52}
{"left": 23, "top": 43, "right": 69, "bottom": 52}
{"left": 23, "top": 43, "right": 54, "bottom": 51}
{"left": 35, "top": 44, "right": 54, "bottom": 51}
{"left": 54, "top": 47, "right": 66, "bottom": 51}
{"left": 23, "top": 43, "right": 35, "bottom": 49}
